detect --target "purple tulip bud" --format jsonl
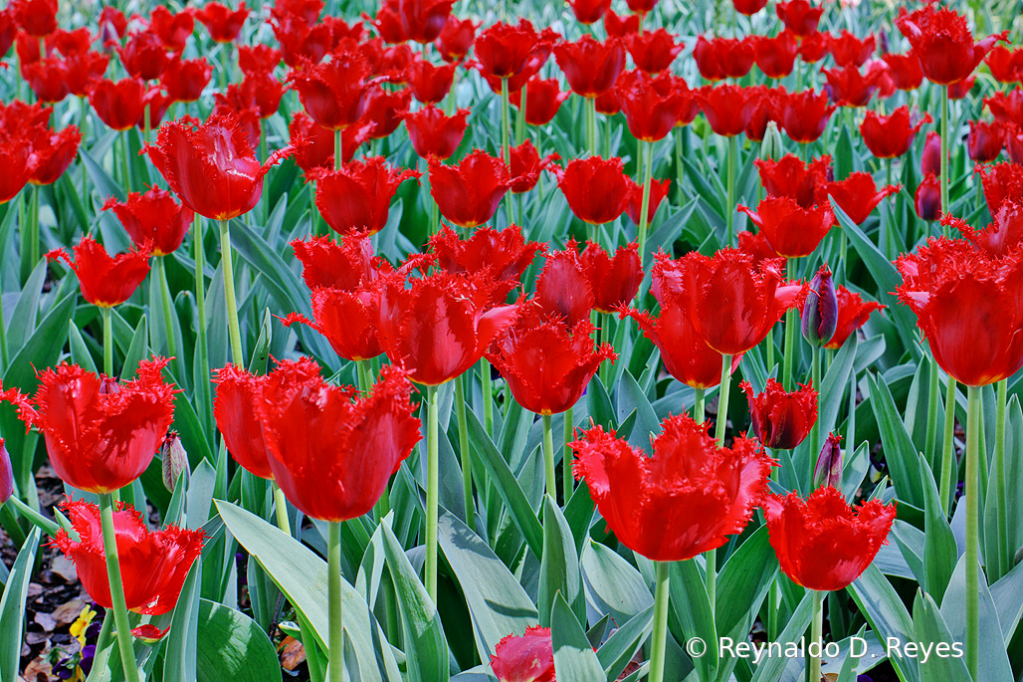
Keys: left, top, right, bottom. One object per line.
{"left": 801, "top": 265, "right": 838, "bottom": 347}
{"left": 0, "top": 439, "right": 12, "bottom": 505}
{"left": 813, "top": 432, "right": 844, "bottom": 490}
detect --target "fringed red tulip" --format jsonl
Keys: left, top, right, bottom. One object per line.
{"left": 776, "top": 0, "right": 822, "bottom": 38}
{"left": 88, "top": 77, "right": 145, "bottom": 132}
{"left": 509, "top": 140, "right": 558, "bottom": 194}
{"left": 968, "top": 120, "right": 1003, "bottom": 163}
{"left": 753, "top": 30, "right": 798, "bottom": 79}
{"left": 945, "top": 200, "right": 1023, "bottom": 257}
{"left": 755, "top": 153, "right": 830, "bottom": 208}
{"left": 896, "top": 5, "right": 1006, "bottom": 85}
{"left": 825, "top": 171, "right": 899, "bottom": 225}
{"left": 429, "top": 224, "right": 544, "bottom": 304}
{"left": 828, "top": 30, "right": 875, "bottom": 68}
{"left": 510, "top": 77, "right": 570, "bottom": 126}
{"left": 859, "top": 106, "right": 930, "bottom": 159}
{"left": 313, "top": 157, "right": 419, "bottom": 236}
{"left": 693, "top": 36, "right": 754, "bottom": 81}
{"left": 695, "top": 84, "right": 761, "bottom": 137}
{"left": 402, "top": 105, "right": 468, "bottom": 160}
{"left": 428, "top": 150, "right": 510, "bottom": 229}
{"left": 149, "top": 6, "right": 194, "bottom": 53}
{"left": 824, "top": 286, "right": 885, "bottom": 350}
{"left": 117, "top": 30, "right": 167, "bottom": 80}
{"left": 103, "top": 189, "right": 193, "bottom": 256}
{"left": 435, "top": 15, "right": 477, "bottom": 63}
{"left": 882, "top": 52, "right": 923, "bottom": 91}
{"left": 491, "top": 627, "right": 555, "bottom": 682}
{"left": 291, "top": 47, "right": 371, "bottom": 130}
{"left": 741, "top": 378, "right": 817, "bottom": 449}
{"left": 554, "top": 35, "right": 625, "bottom": 98}
{"left": 213, "top": 365, "right": 274, "bottom": 479}
{"left": 625, "top": 176, "right": 670, "bottom": 226}
{"left": 558, "top": 156, "right": 629, "bottom": 225}
{"left": 779, "top": 89, "right": 835, "bottom": 143}
{"left": 626, "top": 28, "right": 682, "bottom": 75}
{"left": 406, "top": 57, "right": 456, "bottom": 105}
{"left": 738, "top": 196, "right": 834, "bottom": 258}
{"left": 568, "top": 0, "right": 612, "bottom": 25}
{"left": 195, "top": 2, "right": 249, "bottom": 43}
{"left": 47, "top": 237, "right": 152, "bottom": 308}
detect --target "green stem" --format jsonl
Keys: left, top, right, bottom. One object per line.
{"left": 218, "top": 220, "right": 244, "bottom": 366}
{"left": 587, "top": 96, "right": 597, "bottom": 158}
{"left": 925, "top": 355, "right": 940, "bottom": 470}
{"left": 425, "top": 385, "right": 439, "bottom": 601}
{"left": 481, "top": 359, "right": 494, "bottom": 435}
{"left": 193, "top": 215, "right": 213, "bottom": 434}
{"left": 260, "top": 124, "right": 269, "bottom": 218}
{"left": 693, "top": 387, "right": 706, "bottom": 424}
{"left": 563, "top": 406, "right": 574, "bottom": 503}
{"left": 810, "top": 345, "right": 820, "bottom": 455}
{"left": 273, "top": 482, "right": 291, "bottom": 536}
{"left": 455, "top": 374, "right": 474, "bottom": 531}
{"left": 848, "top": 368, "right": 858, "bottom": 474}
{"left": 334, "top": 126, "right": 343, "bottom": 171}
{"left": 714, "top": 354, "right": 732, "bottom": 446}
{"left": 515, "top": 84, "right": 527, "bottom": 145}
{"left": 356, "top": 359, "right": 371, "bottom": 393}
{"left": 940, "top": 85, "right": 950, "bottom": 218}
{"left": 965, "top": 385, "right": 981, "bottom": 679}
{"left": 783, "top": 309, "right": 797, "bottom": 392}
{"left": 121, "top": 133, "right": 131, "bottom": 193}
{"left": 0, "top": 279, "right": 7, "bottom": 373}
{"left": 940, "top": 375, "right": 956, "bottom": 515}
{"left": 809, "top": 589, "right": 825, "bottom": 682}
{"left": 542, "top": 413, "right": 556, "bottom": 501}
{"left": 101, "top": 306, "right": 113, "bottom": 376}
{"left": 726, "top": 135, "right": 738, "bottom": 247}
{"left": 80, "top": 97, "right": 89, "bottom": 203}
{"left": 637, "top": 140, "right": 653, "bottom": 269}
{"left": 327, "top": 521, "right": 344, "bottom": 682}
{"left": 500, "top": 78, "right": 511, "bottom": 168}
{"left": 648, "top": 561, "right": 671, "bottom": 682}
{"left": 994, "top": 378, "right": 1007, "bottom": 577}
{"left": 98, "top": 493, "right": 141, "bottom": 682}
{"left": 155, "top": 256, "right": 177, "bottom": 360}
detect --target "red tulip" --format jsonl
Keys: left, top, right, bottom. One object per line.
{"left": 693, "top": 36, "right": 754, "bottom": 81}
{"left": 733, "top": 0, "right": 767, "bottom": 16}
{"left": 406, "top": 57, "right": 456, "bottom": 104}
{"left": 741, "top": 378, "right": 817, "bottom": 450}
{"left": 396, "top": 0, "right": 453, "bottom": 44}
{"left": 99, "top": 7, "right": 127, "bottom": 47}
{"left": 272, "top": 0, "right": 324, "bottom": 26}
{"left": 568, "top": 0, "right": 612, "bottom": 24}
{"left": 822, "top": 64, "right": 881, "bottom": 107}
{"left": 0, "top": 10, "right": 16, "bottom": 58}
{"left": 215, "top": 74, "right": 284, "bottom": 123}
{"left": 291, "top": 48, "right": 372, "bottom": 130}
{"left": 23, "top": 57, "right": 69, "bottom": 103}
{"left": 895, "top": 5, "right": 1006, "bottom": 86}
{"left": 572, "top": 414, "right": 775, "bottom": 562}
{"left": 27, "top": 125, "right": 80, "bottom": 186}
{"left": 214, "top": 364, "right": 274, "bottom": 479}
{"left": 435, "top": 15, "right": 477, "bottom": 62}
{"left": 10, "top": 0, "right": 57, "bottom": 38}
{"left": 595, "top": 84, "right": 621, "bottom": 116}
{"left": 428, "top": 150, "right": 510, "bottom": 229}
{"left": 509, "top": 140, "right": 558, "bottom": 194}
{"left": 54, "top": 499, "right": 204, "bottom": 615}
{"left": 945, "top": 200, "right": 1023, "bottom": 257}
{"left": 488, "top": 302, "right": 615, "bottom": 415}
{"left": 986, "top": 45, "right": 1023, "bottom": 84}
{"left": 360, "top": 84, "right": 411, "bottom": 139}
{"left": 617, "top": 70, "right": 688, "bottom": 142}
{"left": 534, "top": 243, "right": 594, "bottom": 325}
{"left": 824, "top": 285, "right": 885, "bottom": 350}
{"left": 764, "top": 486, "right": 896, "bottom": 591}
{"left": 102, "top": 188, "right": 194, "bottom": 257}
{"left": 948, "top": 74, "right": 975, "bottom": 101}
{"left": 625, "top": 0, "right": 659, "bottom": 15}
{"left": 290, "top": 232, "right": 378, "bottom": 290}
{"left": 604, "top": 9, "right": 640, "bottom": 38}
{"left": 921, "top": 130, "right": 942, "bottom": 176}
{"left": 979, "top": 161, "right": 1023, "bottom": 213}
{"left": 118, "top": 30, "right": 167, "bottom": 81}
{"left": 195, "top": 2, "right": 249, "bottom": 44}
{"left": 554, "top": 35, "right": 626, "bottom": 99}
{"left": 985, "top": 90, "right": 1023, "bottom": 127}
{"left": 737, "top": 229, "right": 781, "bottom": 268}
{"left": 680, "top": 248, "right": 804, "bottom": 355}
{"left": 0, "top": 99, "right": 52, "bottom": 130}
{"left": 238, "top": 44, "right": 282, "bottom": 75}
{"left": 695, "top": 84, "right": 761, "bottom": 137}
{"left": 825, "top": 172, "right": 899, "bottom": 225}
{"left": 377, "top": 268, "right": 518, "bottom": 385}
{"left": 914, "top": 173, "right": 942, "bottom": 221}
{"left": 672, "top": 75, "right": 701, "bottom": 127}
{"left": 255, "top": 359, "right": 420, "bottom": 521}
{"left": 738, "top": 196, "right": 834, "bottom": 258}
{"left": 367, "top": 0, "right": 406, "bottom": 43}
{"left": 743, "top": 85, "right": 783, "bottom": 142}
{"left": 881, "top": 52, "right": 923, "bottom": 91}
{"left": 138, "top": 86, "right": 173, "bottom": 132}
{"left": 0, "top": 358, "right": 177, "bottom": 494}
{"left": 475, "top": 19, "right": 555, "bottom": 81}
{"left": 779, "top": 89, "right": 835, "bottom": 143}
{"left": 146, "top": 114, "right": 291, "bottom": 221}
{"left": 859, "top": 106, "right": 930, "bottom": 159}
{"left": 625, "top": 176, "right": 670, "bottom": 226}
{"left": 558, "top": 156, "right": 629, "bottom": 225}
{"left": 753, "top": 30, "right": 798, "bottom": 79}
{"left": 797, "top": 32, "right": 828, "bottom": 64}
{"left": 755, "top": 153, "right": 830, "bottom": 208}
{"left": 47, "top": 236, "right": 152, "bottom": 308}
{"left": 402, "top": 105, "right": 469, "bottom": 160}
{"left": 313, "top": 157, "right": 420, "bottom": 236}
{"left": 149, "top": 6, "right": 194, "bottom": 53}
{"left": 88, "top": 77, "right": 145, "bottom": 132}
{"left": 509, "top": 76, "right": 569, "bottom": 126}
{"left": 626, "top": 28, "right": 682, "bottom": 75}
{"left": 59, "top": 46, "right": 110, "bottom": 98}
{"left": 429, "top": 224, "right": 545, "bottom": 304}
{"left": 580, "top": 241, "right": 642, "bottom": 313}
{"left": 0, "top": 135, "right": 33, "bottom": 205}
{"left": 776, "top": 0, "right": 822, "bottom": 38}
{"left": 828, "top": 30, "right": 875, "bottom": 68}
{"left": 491, "top": 627, "right": 555, "bottom": 682}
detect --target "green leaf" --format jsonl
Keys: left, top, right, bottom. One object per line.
{"left": 617, "top": 370, "right": 659, "bottom": 453}
{"left": 163, "top": 560, "right": 202, "bottom": 682}
{"left": 538, "top": 495, "right": 584, "bottom": 628}
{"left": 596, "top": 606, "right": 654, "bottom": 682}
{"left": 68, "top": 321, "right": 99, "bottom": 374}
{"left": 715, "top": 526, "right": 778, "bottom": 643}
{"left": 580, "top": 541, "right": 653, "bottom": 625}
{"left": 866, "top": 374, "right": 925, "bottom": 508}
{"left": 849, "top": 565, "right": 921, "bottom": 682}
{"left": 196, "top": 599, "right": 281, "bottom": 682}
{"left": 379, "top": 521, "right": 449, "bottom": 682}
{"left": 668, "top": 558, "right": 718, "bottom": 682}
{"left": 749, "top": 589, "right": 814, "bottom": 682}
{"left": 912, "top": 591, "right": 973, "bottom": 682}
{"left": 940, "top": 556, "right": 1015, "bottom": 681}
{"left": 551, "top": 593, "right": 606, "bottom": 682}
{"left": 0, "top": 528, "right": 40, "bottom": 682}
{"left": 6, "top": 261, "right": 46, "bottom": 353}
{"left": 919, "top": 452, "right": 956, "bottom": 603}
{"left": 119, "top": 314, "right": 148, "bottom": 380}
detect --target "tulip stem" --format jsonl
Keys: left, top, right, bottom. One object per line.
{"left": 218, "top": 220, "right": 245, "bottom": 366}
{"left": 515, "top": 85, "right": 527, "bottom": 145}
{"left": 80, "top": 97, "right": 89, "bottom": 203}
{"left": 925, "top": 354, "right": 940, "bottom": 469}
{"left": 542, "top": 414, "right": 556, "bottom": 502}
{"left": 847, "top": 368, "right": 857, "bottom": 476}
{"left": 637, "top": 140, "right": 653, "bottom": 269}
{"left": 714, "top": 354, "right": 732, "bottom": 446}
{"left": 98, "top": 492, "right": 141, "bottom": 682}
{"left": 809, "top": 589, "right": 825, "bottom": 682}
{"left": 693, "top": 387, "right": 705, "bottom": 424}
{"left": 940, "top": 85, "right": 950, "bottom": 218}
{"left": 0, "top": 284, "right": 7, "bottom": 373}
{"left": 940, "top": 375, "right": 957, "bottom": 515}
{"left": 649, "top": 561, "right": 671, "bottom": 682}
{"left": 500, "top": 78, "right": 511, "bottom": 169}
{"left": 260, "top": 125, "right": 269, "bottom": 218}
{"left": 425, "top": 385, "right": 439, "bottom": 601}
{"left": 155, "top": 256, "right": 178, "bottom": 362}
{"left": 809, "top": 345, "right": 820, "bottom": 455}
{"left": 965, "top": 385, "right": 980, "bottom": 679}
{"left": 101, "top": 306, "right": 113, "bottom": 377}
{"left": 193, "top": 215, "right": 213, "bottom": 436}
{"left": 327, "top": 520, "right": 344, "bottom": 682}
{"left": 587, "top": 96, "right": 597, "bottom": 158}
{"left": 481, "top": 359, "right": 494, "bottom": 435}
{"left": 121, "top": 133, "right": 132, "bottom": 194}
{"left": 783, "top": 259, "right": 798, "bottom": 391}
{"left": 726, "top": 134, "right": 738, "bottom": 247}
{"left": 455, "top": 374, "right": 474, "bottom": 531}
{"left": 334, "top": 127, "right": 343, "bottom": 171}
{"left": 563, "top": 406, "right": 574, "bottom": 503}
{"left": 994, "top": 378, "right": 1008, "bottom": 577}
{"left": 272, "top": 483, "right": 291, "bottom": 536}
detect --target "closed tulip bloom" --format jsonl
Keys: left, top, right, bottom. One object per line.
{"left": 798, "top": 32, "right": 828, "bottom": 64}
{"left": 755, "top": 154, "right": 831, "bottom": 208}
{"left": 824, "top": 285, "right": 885, "bottom": 350}
{"left": 290, "top": 233, "right": 377, "bottom": 290}
{"left": 402, "top": 105, "right": 469, "bottom": 160}
{"left": 360, "top": 85, "right": 411, "bottom": 139}
{"left": 617, "top": 70, "right": 687, "bottom": 142}
{"left": 986, "top": 46, "right": 1023, "bottom": 84}
{"left": 396, "top": 0, "right": 453, "bottom": 44}
{"left": 921, "top": 130, "right": 942, "bottom": 176}
{"left": 491, "top": 627, "right": 555, "bottom": 682}
{"left": 604, "top": 9, "right": 640, "bottom": 38}
{"left": 508, "top": 140, "right": 558, "bottom": 194}
{"left": 733, "top": 0, "right": 767, "bottom": 16}
{"left": 568, "top": 0, "right": 612, "bottom": 24}
{"left": 488, "top": 303, "right": 616, "bottom": 415}
{"left": 859, "top": 107, "right": 930, "bottom": 159}
{"left": 146, "top": 114, "right": 291, "bottom": 221}
{"left": 510, "top": 77, "right": 569, "bottom": 126}
{"left": 23, "top": 58, "right": 69, "bottom": 103}
{"left": 435, "top": 15, "right": 477, "bottom": 62}
{"left": 882, "top": 52, "right": 923, "bottom": 90}
{"left": 62, "top": 50, "right": 110, "bottom": 99}
{"left": 914, "top": 173, "right": 942, "bottom": 221}
{"left": 746, "top": 87, "right": 781, "bottom": 142}
{"left": 979, "top": 162, "right": 1023, "bottom": 213}
{"left": 0, "top": 358, "right": 177, "bottom": 494}
{"left": 555, "top": 35, "right": 626, "bottom": 98}
{"left": 945, "top": 200, "right": 1023, "bottom": 257}
{"left": 149, "top": 6, "right": 194, "bottom": 53}
{"left": 377, "top": 269, "right": 519, "bottom": 385}
{"left": 160, "top": 56, "right": 212, "bottom": 103}
{"left": 475, "top": 20, "right": 553, "bottom": 80}
{"left": 801, "top": 265, "right": 838, "bottom": 346}
{"left": 695, "top": 84, "right": 761, "bottom": 137}
{"left": 812, "top": 433, "right": 843, "bottom": 490}
{"left": 694, "top": 36, "right": 755, "bottom": 81}
{"left": 405, "top": 57, "right": 455, "bottom": 105}
{"left": 572, "top": 414, "right": 775, "bottom": 562}
{"left": 823, "top": 64, "right": 881, "bottom": 107}
{"left": 559, "top": 156, "right": 629, "bottom": 225}
{"left": 738, "top": 196, "right": 834, "bottom": 258}
{"left": 626, "top": 28, "right": 682, "bottom": 74}
{"left": 213, "top": 364, "right": 274, "bottom": 479}
{"left": 764, "top": 486, "right": 896, "bottom": 591}
{"left": 580, "top": 241, "right": 642, "bottom": 313}
{"left": 195, "top": 2, "right": 249, "bottom": 43}
{"left": 102, "top": 188, "right": 193, "bottom": 257}
{"left": 779, "top": 89, "right": 835, "bottom": 143}
{"left": 753, "top": 30, "right": 798, "bottom": 79}
{"left": 534, "top": 244, "right": 595, "bottom": 325}
{"left": 11, "top": 0, "right": 56, "bottom": 38}
{"left": 625, "top": 0, "right": 659, "bottom": 16}
{"left": 429, "top": 224, "right": 545, "bottom": 304}
{"left": 741, "top": 378, "right": 817, "bottom": 449}
{"left": 897, "top": 5, "right": 1007, "bottom": 86}
{"left": 313, "top": 157, "right": 419, "bottom": 236}
{"left": 681, "top": 249, "right": 804, "bottom": 355}
{"left": 776, "top": 0, "right": 822, "bottom": 38}
{"left": 88, "top": 77, "right": 145, "bottom": 132}
{"left": 55, "top": 499, "right": 204, "bottom": 615}
{"left": 428, "top": 150, "right": 510, "bottom": 229}
{"left": 118, "top": 30, "right": 167, "bottom": 80}
{"left": 0, "top": 10, "right": 15, "bottom": 58}
{"left": 825, "top": 171, "right": 899, "bottom": 225}
{"left": 625, "top": 176, "right": 671, "bottom": 226}
{"left": 0, "top": 440, "right": 10, "bottom": 505}
{"left": 828, "top": 30, "right": 875, "bottom": 68}
{"left": 292, "top": 47, "right": 371, "bottom": 130}
{"left": 47, "top": 237, "right": 152, "bottom": 308}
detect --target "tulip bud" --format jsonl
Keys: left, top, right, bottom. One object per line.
{"left": 915, "top": 174, "right": 942, "bottom": 221}
{"left": 813, "top": 432, "right": 843, "bottom": 490}
{"left": 99, "top": 376, "right": 120, "bottom": 394}
{"left": 0, "top": 439, "right": 12, "bottom": 505}
{"left": 760, "top": 121, "right": 784, "bottom": 162}
{"left": 801, "top": 265, "right": 838, "bottom": 347}
{"left": 161, "top": 432, "right": 189, "bottom": 493}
